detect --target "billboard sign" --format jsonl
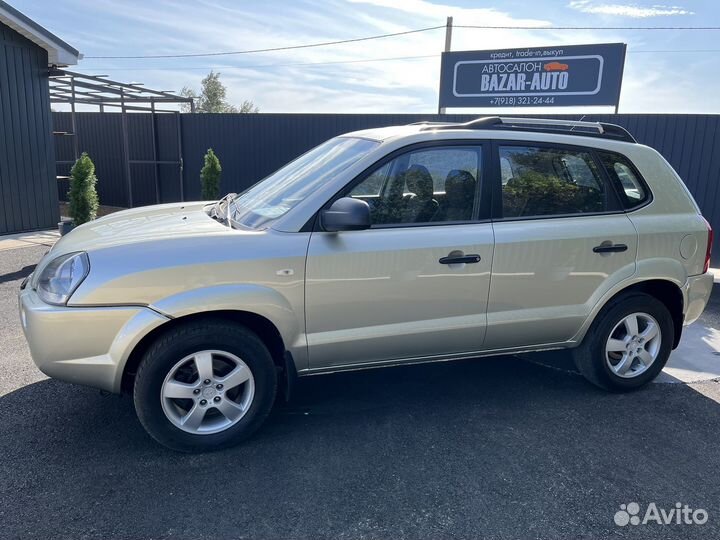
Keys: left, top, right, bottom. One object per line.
{"left": 439, "top": 43, "right": 626, "bottom": 109}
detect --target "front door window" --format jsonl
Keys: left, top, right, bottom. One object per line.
{"left": 348, "top": 146, "right": 482, "bottom": 225}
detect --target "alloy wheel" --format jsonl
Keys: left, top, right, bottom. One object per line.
{"left": 605, "top": 312, "right": 662, "bottom": 379}
{"left": 160, "top": 350, "right": 255, "bottom": 434}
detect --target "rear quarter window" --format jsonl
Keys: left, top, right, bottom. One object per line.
{"left": 597, "top": 151, "right": 650, "bottom": 209}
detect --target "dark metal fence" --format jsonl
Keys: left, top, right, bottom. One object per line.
{"left": 53, "top": 112, "right": 720, "bottom": 263}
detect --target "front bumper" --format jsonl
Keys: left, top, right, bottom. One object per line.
{"left": 683, "top": 272, "right": 714, "bottom": 326}
{"left": 19, "top": 286, "right": 169, "bottom": 393}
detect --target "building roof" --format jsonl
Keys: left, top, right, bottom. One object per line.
{"left": 0, "top": 1, "right": 81, "bottom": 65}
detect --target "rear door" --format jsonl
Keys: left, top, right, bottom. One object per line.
{"left": 485, "top": 141, "right": 638, "bottom": 350}
{"left": 304, "top": 141, "right": 494, "bottom": 369}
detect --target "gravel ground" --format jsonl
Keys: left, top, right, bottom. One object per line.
{"left": 2, "top": 245, "right": 720, "bottom": 540}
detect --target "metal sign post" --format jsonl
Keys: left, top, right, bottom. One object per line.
{"left": 613, "top": 44, "right": 627, "bottom": 114}
{"left": 437, "top": 16, "right": 453, "bottom": 115}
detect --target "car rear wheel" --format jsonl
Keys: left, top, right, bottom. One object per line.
{"left": 573, "top": 293, "right": 674, "bottom": 392}
{"left": 133, "top": 320, "right": 277, "bottom": 452}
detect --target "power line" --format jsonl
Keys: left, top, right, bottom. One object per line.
{"left": 629, "top": 49, "right": 720, "bottom": 53}
{"left": 84, "top": 26, "right": 445, "bottom": 59}
{"left": 80, "top": 47, "right": 720, "bottom": 73}
{"left": 456, "top": 24, "right": 720, "bottom": 30}
{"left": 84, "top": 24, "right": 720, "bottom": 60}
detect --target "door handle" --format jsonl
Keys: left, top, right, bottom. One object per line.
{"left": 593, "top": 243, "right": 628, "bottom": 253}
{"left": 439, "top": 254, "right": 481, "bottom": 264}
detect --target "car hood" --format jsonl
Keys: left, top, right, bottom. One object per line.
{"left": 49, "top": 201, "right": 229, "bottom": 256}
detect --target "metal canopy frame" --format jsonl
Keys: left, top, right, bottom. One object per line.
{"left": 49, "top": 68, "right": 194, "bottom": 207}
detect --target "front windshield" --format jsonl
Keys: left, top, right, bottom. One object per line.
{"left": 230, "top": 136, "right": 379, "bottom": 229}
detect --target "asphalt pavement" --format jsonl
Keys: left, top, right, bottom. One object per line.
{"left": 2, "top": 245, "right": 720, "bottom": 539}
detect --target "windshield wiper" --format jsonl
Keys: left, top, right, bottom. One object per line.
{"left": 209, "top": 193, "right": 237, "bottom": 224}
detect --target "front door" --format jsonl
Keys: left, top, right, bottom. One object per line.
{"left": 305, "top": 142, "right": 493, "bottom": 369}
{"left": 485, "top": 141, "right": 638, "bottom": 350}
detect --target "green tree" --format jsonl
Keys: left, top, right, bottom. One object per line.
{"left": 200, "top": 148, "right": 222, "bottom": 199}
{"left": 180, "top": 71, "right": 258, "bottom": 113}
{"left": 238, "top": 99, "right": 259, "bottom": 113}
{"left": 67, "top": 152, "right": 99, "bottom": 225}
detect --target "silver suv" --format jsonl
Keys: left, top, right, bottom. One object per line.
{"left": 20, "top": 117, "right": 714, "bottom": 451}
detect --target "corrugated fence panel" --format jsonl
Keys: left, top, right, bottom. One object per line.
{"left": 178, "top": 113, "right": 478, "bottom": 200}
{"left": 53, "top": 112, "right": 720, "bottom": 263}
{"left": 0, "top": 23, "right": 58, "bottom": 234}
{"left": 53, "top": 112, "right": 185, "bottom": 207}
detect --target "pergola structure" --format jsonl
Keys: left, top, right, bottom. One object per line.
{"left": 49, "top": 69, "right": 194, "bottom": 206}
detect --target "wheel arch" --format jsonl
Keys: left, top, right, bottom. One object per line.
{"left": 579, "top": 279, "right": 685, "bottom": 349}
{"left": 121, "top": 310, "right": 289, "bottom": 394}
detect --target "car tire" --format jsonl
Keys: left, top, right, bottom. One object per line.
{"left": 133, "top": 319, "right": 277, "bottom": 452}
{"left": 572, "top": 293, "right": 674, "bottom": 392}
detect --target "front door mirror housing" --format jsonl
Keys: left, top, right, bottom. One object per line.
{"left": 321, "top": 197, "right": 371, "bottom": 232}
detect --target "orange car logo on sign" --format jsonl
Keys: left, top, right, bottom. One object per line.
{"left": 544, "top": 62, "right": 569, "bottom": 71}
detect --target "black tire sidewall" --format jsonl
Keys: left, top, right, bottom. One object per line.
{"left": 134, "top": 322, "right": 277, "bottom": 452}
{"left": 582, "top": 294, "right": 674, "bottom": 391}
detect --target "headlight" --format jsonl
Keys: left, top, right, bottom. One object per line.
{"left": 36, "top": 252, "right": 90, "bottom": 305}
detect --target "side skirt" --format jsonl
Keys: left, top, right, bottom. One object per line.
{"left": 296, "top": 343, "right": 574, "bottom": 377}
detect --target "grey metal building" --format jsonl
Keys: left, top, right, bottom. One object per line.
{"left": 0, "top": 1, "right": 80, "bottom": 235}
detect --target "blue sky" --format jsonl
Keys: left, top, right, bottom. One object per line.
{"left": 13, "top": 0, "right": 720, "bottom": 113}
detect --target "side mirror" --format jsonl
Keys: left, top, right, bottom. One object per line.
{"left": 321, "top": 197, "right": 371, "bottom": 232}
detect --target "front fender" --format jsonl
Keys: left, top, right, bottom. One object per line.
{"left": 149, "top": 284, "right": 306, "bottom": 367}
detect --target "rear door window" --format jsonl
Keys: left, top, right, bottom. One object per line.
{"left": 499, "top": 145, "right": 607, "bottom": 218}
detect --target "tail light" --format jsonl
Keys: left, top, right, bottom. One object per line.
{"left": 703, "top": 218, "right": 713, "bottom": 274}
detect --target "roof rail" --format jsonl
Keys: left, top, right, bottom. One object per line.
{"left": 406, "top": 121, "right": 449, "bottom": 126}
{"left": 418, "top": 116, "right": 636, "bottom": 143}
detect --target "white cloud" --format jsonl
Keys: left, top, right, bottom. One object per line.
{"left": 618, "top": 54, "right": 720, "bottom": 113}
{"left": 77, "top": 0, "right": 570, "bottom": 113}
{"left": 568, "top": 1, "right": 694, "bottom": 18}
{"left": 345, "top": 0, "right": 551, "bottom": 26}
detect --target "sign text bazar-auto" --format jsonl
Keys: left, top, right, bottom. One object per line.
{"left": 479, "top": 61, "right": 569, "bottom": 92}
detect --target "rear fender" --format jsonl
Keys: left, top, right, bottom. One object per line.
{"left": 571, "top": 257, "right": 688, "bottom": 345}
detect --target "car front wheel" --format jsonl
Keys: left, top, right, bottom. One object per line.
{"left": 573, "top": 292, "right": 674, "bottom": 392}
{"left": 133, "top": 320, "right": 277, "bottom": 452}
